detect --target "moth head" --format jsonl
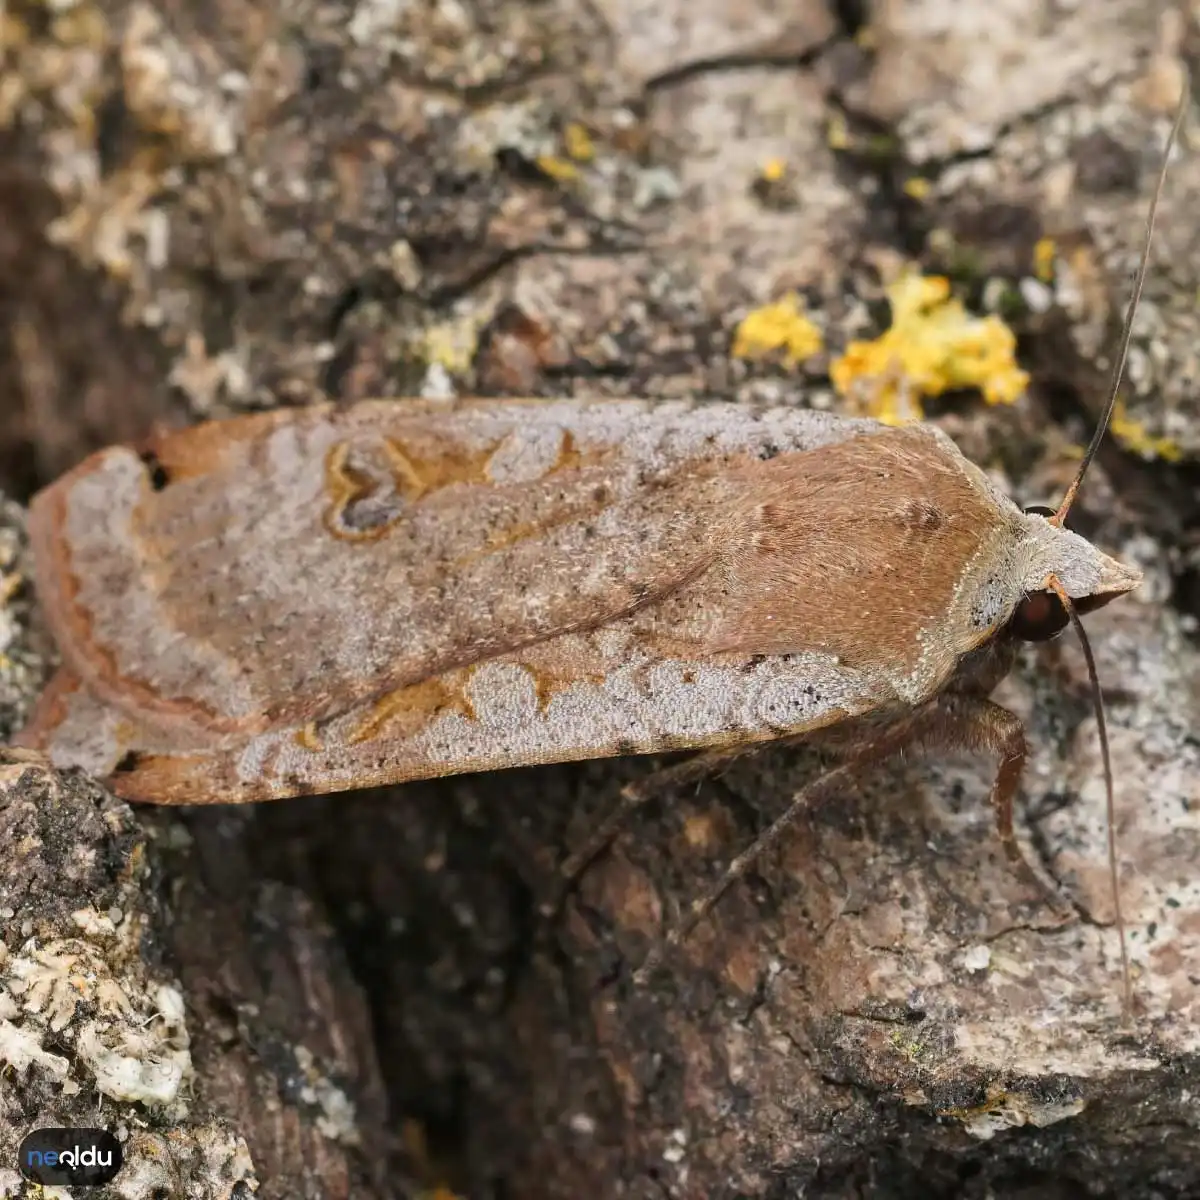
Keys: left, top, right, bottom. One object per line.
{"left": 1006, "top": 503, "right": 1141, "bottom": 643}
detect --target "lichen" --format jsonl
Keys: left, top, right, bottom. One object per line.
{"left": 293, "top": 1042, "right": 360, "bottom": 1145}
{"left": 759, "top": 157, "right": 786, "bottom": 183}
{"left": 562, "top": 121, "right": 594, "bottom": 162}
{"left": 1, "top": 929, "right": 193, "bottom": 1111}
{"left": 1033, "top": 236, "right": 1056, "bottom": 283}
{"left": 118, "top": 1126, "right": 258, "bottom": 1197}
{"left": 830, "top": 272, "right": 1030, "bottom": 424}
{"left": 534, "top": 154, "right": 580, "bottom": 183}
{"left": 8, "top": 943, "right": 100, "bottom": 1032}
{"left": 731, "top": 294, "right": 823, "bottom": 368}
{"left": 76, "top": 1004, "right": 190, "bottom": 1106}
{"left": 420, "top": 314, "right": 487, "bottom": 380}
{"left": 0, "top": 1016, "right": 74, "bottom": 1087}
{"left": 1110, "top": 398, "right": 1183, "bottom": 461}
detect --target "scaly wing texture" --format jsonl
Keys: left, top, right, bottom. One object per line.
{"left": 712, "top": 430, "right": 1023, "bottom": 700}
{"left": 21, "top": 399, "right": 1029, "bottom": 804}
{"left": 20, "top": 596, "right": 891, "bottom": 804}
{"left": 28, "top": 399, "right": 890, "bottom": 740}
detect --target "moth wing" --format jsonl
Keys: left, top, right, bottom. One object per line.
{"left": 708, "top": 426, "right": 1024, "bottom": 694}
{"left": 17, "top": 600, "right": 892, "bottom": 804}
{"left": 27, "top": 398, "right": 880, "bottom": 742}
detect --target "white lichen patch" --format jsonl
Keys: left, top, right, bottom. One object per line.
{"left": 0, "top": 931, "right": 193, "bottom": 1112}
{"left": 12, "top": 945, "right": 89, "bottom": 1030}
{"left": 120, "top": 3, "right": 243, "bottom": 160}
{"left": 46, "top": 169, "right": 165, "bottom": 281}
{"left": 959, "top": 944, "right": 991, "bottom": 973}
{"left": 167, "top": 331, "right": 251, "bottom": 414}
{"left": 0, "top": 1018, "right": 74, "bottom": 1087}
{"left": 77, "top": 1015, "right": 188, "bottom": 1106}
{"left": 71, "top": 905, "right": 119, "bottom": 940}
{"left": 7, "top": 939, "right": 133, "bottom": 1031}
{"left": 292, "top": 1043, "right": 360, "bottom": 1145}
{"left": 117, "top": 1126, "right": 258, "bottom": 1199}
{"left": 79, "top": 982, "right": 190, "bottom": 1107}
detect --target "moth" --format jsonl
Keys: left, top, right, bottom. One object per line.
{"left": 13, "top": 85, "right": 1185, "bottom": 1017}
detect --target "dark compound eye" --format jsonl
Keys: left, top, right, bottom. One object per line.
{"left": 1024, "top": 503, "right": 1057, "bottom": 519}
{"left": 138, "top": 449, "right": 171, "bottom": 492}
{"left": 1009, "top": 589, "right": 1070, "bottom": 641}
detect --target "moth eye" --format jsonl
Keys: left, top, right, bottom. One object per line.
{"left": 1024, "top": 503, "right": 1056, "bottom": 519}
{"left": 138, "top": 450, "right": 171, "bottom": 492}
{"left": 1009, "top": 590, "right": 1069, "bottom": 642}
{"left": 113, "top": 750, "right": 143, "bottom": 773}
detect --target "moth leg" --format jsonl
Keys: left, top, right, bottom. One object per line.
{"left": 558, "top": 744, "right": 760, "bottom": 884}
{"left": 931, "top": 695, "right": 1067, "bottom": 910}
{"left": 635, "top": 712, "right": 932, "bottom": 983}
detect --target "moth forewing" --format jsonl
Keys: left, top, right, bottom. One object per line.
{"left": 25, "top": 399, "right": 887, "bottom": 745}
{"left": 19, "top": 404, "right": 1139, "bottom": 814}
{"left": 14, "top": 434, "right": 999, "bottom": 803}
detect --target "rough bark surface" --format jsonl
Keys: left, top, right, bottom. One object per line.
{"left": 1, "top": 0, "right": 1199, "bottom": 1197}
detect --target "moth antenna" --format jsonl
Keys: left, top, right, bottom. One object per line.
{"left": 1053, "top": 71, "right": 1189, "bottom": 526}
{"left": 1046, "top": 576, "right": 1130, "bottom": 1020}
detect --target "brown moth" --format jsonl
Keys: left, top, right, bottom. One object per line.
{"left": 16, "top": 398, "right": 1133, "bottom": 801}
{"left": 13, "top": 81, "right": 1185, "bottom": 1015}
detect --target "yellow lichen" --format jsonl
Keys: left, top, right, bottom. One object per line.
{"left": 1033, "top": 236, "right": 1056, "bottom": 283}
{"left": 888, "top": 1028, "right": 926, "bottom": 1061}
{"left": 830, "top": 273, "right": 1030, "bottom": 425}
{"left": 855, "top": 24, "right": 879, "bottom": 50}
{"left": 535, "top": 154, "right": 579, "bottom": 183}
{"left": 421, "top": 316, "right": 482, "bottom": 375}
{"left": 563, "top": 121, "right": 594, "bottom": 162}
{"left": 760, "top": 157, "right": 787, "bottom": 183}
{"left": 1110, "top": 399, "right": 1183, "bottom": 461}
{"left": 731, "top": 294, "right": 823, "bottom": 367}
